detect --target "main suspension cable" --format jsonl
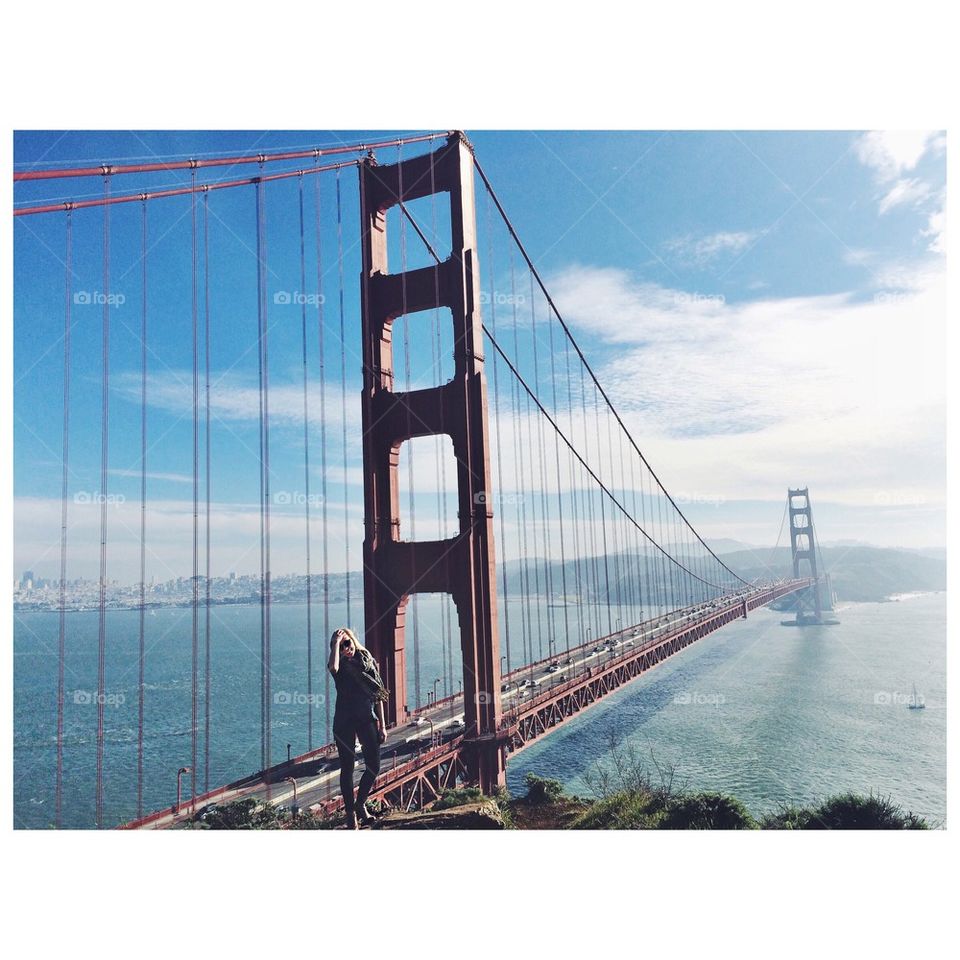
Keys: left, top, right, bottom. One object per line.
{"left": 472, "top": 157, "right": 749, "bottom": 587}
{"left": 15, "top": 132, "right": 450, "bottom": 182}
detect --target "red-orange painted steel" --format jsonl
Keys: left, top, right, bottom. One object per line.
{"left": 14, "top": 132, "right": 450, "bottom": 182}
{"left": 358, "top": 133, "right": 505, "bottom": 794}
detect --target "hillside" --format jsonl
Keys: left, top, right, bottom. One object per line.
{"left": 500, "top": 543, "right": 945, "bottom": 605}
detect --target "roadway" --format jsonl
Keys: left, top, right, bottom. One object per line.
{"left": 132, "top": 583, "right": 788, "bottom": 828}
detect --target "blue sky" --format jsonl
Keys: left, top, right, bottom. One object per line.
{"left": 14, "top": 130, "right": 946, "bottom": 581}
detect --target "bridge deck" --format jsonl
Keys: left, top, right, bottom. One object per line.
{"left": 122, "top": 581, "right": 809, "bottom": 828}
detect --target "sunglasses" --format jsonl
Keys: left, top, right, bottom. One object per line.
{"left": 340, "top": 640, "right": 353, "bottom": 650}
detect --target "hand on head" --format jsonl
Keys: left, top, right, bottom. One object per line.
{"left": 333, "top": 628, "right": 355, "bottom": 657}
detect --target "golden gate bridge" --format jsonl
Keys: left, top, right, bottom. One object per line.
{"left": 14, "top": 131, "right": 824, "bottom": 829}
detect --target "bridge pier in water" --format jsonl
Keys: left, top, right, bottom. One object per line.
{"left": 358, "top": 133, "right": 506, "bottom": 794}
{"left": 783, "top": 487, "right": 838, "bottom": 626}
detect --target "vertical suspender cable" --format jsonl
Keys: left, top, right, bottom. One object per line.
{"left": 593, "top": 382, "right": 613, "bottom": 636}
{"left": 336, "top": 170, "right": 351, "bottom": 624}
{"left": 298, "top": 175, "right": 315, "bottom": 749}
{"left": 397, "top": 147, "right": 421, "bottom": 709}
{"left": 562, "top": 334, "right": 586, "bottom": 649}
{"left": 524, "top": 391, "right": 542, "bottom": 662}
{"left": 430, "top": 148, "right": 453, "bottom": 702}
{"left": 137, "top": 201, "right": 147, "bottom": 818}
{"left": 261, "top": 174, "right": 273, "bottom": 781}
{"left": 529, "top": 274, "right": 555, "bottom": 657}
{"left": 255, "top": 173, "right": 267, "bottom": 772}
{"left": 547, "top": 308, "right": 571, "bottom": 655}
{"left": 95, "top": 175, "right": 111, "bottom": 829}
{"left": 56, "top": 210, "right": 73, "bottom": 829}
{"left": 191, "top": 171, "right": 199, "bottom": 808}
{"left": 313, "top": 169, "right": 331, "bottom": 740}
{"left": 605, "top": 405, "right": 624, "bottom": 628}
{"left": 203, "top": 191, "right": 212, "bottom": 791}
{"left": 510, "top": 252, "right": 532, "bottom": 667}
{"left": 577, "top": 362, "right": 600, "bottom": 639}
{"left": 485, "top": 196, "right": 512, "bottom": 676}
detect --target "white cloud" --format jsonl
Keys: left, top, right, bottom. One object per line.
{"left": 854, "top": 131, "right": 939, "bottom": 181}
{"left": 548, "top": 264, "right": 946, "bottom": 517}
{"left": 112, "top": 370, "right": 363, "bottom": 432}
{"left": 108, "top": 468, "right": 193, "bottom": 484}
{"left": 877, "top": 177, "right": 931, "bottom": 214}
{"left": 923, "top": 205, "right": 946, "bottom": 254}
{"left": 842, "top": 248, "right": 874, "bottom": 266}
{"left": 662, "top": 230, "right": 758, "bottom": 266}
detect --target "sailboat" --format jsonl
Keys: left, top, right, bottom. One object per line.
{"left": 908, "top": 683, "right": 925, "bottom": 710}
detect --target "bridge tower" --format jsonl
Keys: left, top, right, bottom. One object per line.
{"left": 358, "top": 133, "right": 506, "bottom": 793}
{"left": 787, "top": 486, "right": 826, "bottom": 624}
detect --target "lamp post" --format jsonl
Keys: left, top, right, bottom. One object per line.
{"left": 175, "top": 766, "right": 192, "bottom": 815}
{"left": 284, "top": 776, "right": 298, "bottom": 816}
{"left": 433, "top": 677, "right": 441, "bottom": 705}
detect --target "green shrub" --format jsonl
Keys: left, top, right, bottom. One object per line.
{"left": 524, "top": 773, "right": 566, "bottom": 805}
{"left": 778, "top": 792, "right": 928, "bottom": 830}
{"left": 432, "top": 786, "right": 484, "bottom": 811}
{"left": 660, "top": 792, "right": 757, "bottom": 830}
{"left": 759, "top": 804, "right": 810, "bottom": 830}
{"left": 570, "top": 790, "right": 664, "bottom": 829}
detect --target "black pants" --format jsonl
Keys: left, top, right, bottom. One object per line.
{"left": 333, "top": 714, "right": 381, "bottom": 814}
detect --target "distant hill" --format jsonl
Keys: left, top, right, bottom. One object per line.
{"left": 703, "top": 538, "right": 760, "bottom": 556}
{"left": 721, "top": 545, "right": 946, "bottom": 603}
{"left": 498, "top": 544, "right": 945, "bottom": 606}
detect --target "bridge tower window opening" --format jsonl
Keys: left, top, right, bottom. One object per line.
{"left": 396, "top": 435, "right": 460, "bottom": 542}
{"left": 390, "top": 306, "right": 455, "bottom": 389}
{"left": 385, "top": 192, "right": 452, "bottom": 274}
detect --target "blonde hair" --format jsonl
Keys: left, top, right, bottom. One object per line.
{"left": 334, "top": 627, "right": 361, "bottom": 648}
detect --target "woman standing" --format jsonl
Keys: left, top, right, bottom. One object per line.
{"left": 327, "top": 627, "right": 389, "bottom": 828}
